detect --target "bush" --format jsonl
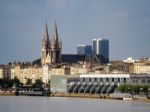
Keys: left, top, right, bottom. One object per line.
{"left": 32, "top": 79, "right": 43, "bottom": 88}
{"left": 117, "top": 84, "right": 150, "bottom": 95}
{"left": 0, "top": 79, "right": 13, "bottom": 89}
{"left": 13, "top": 76, "right": 21, "bottom": 87}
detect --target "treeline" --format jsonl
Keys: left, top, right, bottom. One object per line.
{"left": 0, "top": 76, "right": 21, "bottom": 89}
{"left": 0, "top": 77, "right": 44, "bottom": 89}
{"left": 117, "top": 84, "right": 150, "bottom": 95}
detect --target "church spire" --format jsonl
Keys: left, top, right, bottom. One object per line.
{"left": 53, "top": 21, "right": 58, "bottom": 42}
{"left": 44, "top": 21, "right": 49, "bottom": 42}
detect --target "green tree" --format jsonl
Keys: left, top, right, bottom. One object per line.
{"left": 117, "top": 84, "right": 150, "bottom": 95}
{"left": 26, "top": 78, "right": 32, "bottom": 85}
{"left": 0, "top": 79, "right": 13, "bottom": 89}
{"left": 45, "top": 79, "right": 50, "bottom": 88}
{"left": 13, "top": 76, "right": 21, "bottom": 87}
{"left": 32, "top": 79, "right": 43, "bottom": 88}
{"left": 132, "top": 85, "right": 140, "bottom": 94}
{"left": 117, "top": 84, "right": 132, "bottom": 93}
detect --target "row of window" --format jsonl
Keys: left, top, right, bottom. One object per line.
{"left": 132, "top": 79, "right": 150, "bottom": 84}
{"left": 80, "top": 78, "right": 128, "bottom": 83}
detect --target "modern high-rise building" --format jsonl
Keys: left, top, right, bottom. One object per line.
{"left": 93, "top": 38, "right": 109, "bottom": 62}
{"left": 77, "top": 45, "right": 92, "bottom": 56}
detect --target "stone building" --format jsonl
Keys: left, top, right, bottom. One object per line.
{"left": 70, "top": 65, "right": 88, "bottom": 75}
{"left": 11, "top": 65, "right": 42, "bottom": 84}
{"left": 129, "top": 62, "right": 150, "bottom": 74}
{"left": 0, "top": 65, "right": 11, "bottom": 79}
{"left": 110, "top": 61, "right": 130, "bottom": 73}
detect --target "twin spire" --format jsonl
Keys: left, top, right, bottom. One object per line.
{"left": 44, "top": 21, "right": 58, "bottom": 43}
{"left": 41, "top": 21, "right": 62, "bottom": 65}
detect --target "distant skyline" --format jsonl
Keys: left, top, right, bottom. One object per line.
{"left": 0, "top": 0, "right": 150, "bottom": 64}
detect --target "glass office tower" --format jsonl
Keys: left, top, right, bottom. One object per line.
{"left": 77, "top": 45, "right": 92, "bottom": 56}
{"left": 93, "top": 38, "right": 109, "bottom": 62}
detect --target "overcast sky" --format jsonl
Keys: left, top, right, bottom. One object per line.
{"left": 0, "top": 0, "right": 150, "bottom": 64}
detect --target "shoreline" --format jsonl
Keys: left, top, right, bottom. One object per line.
{"left": 1, "top": 92, "right": 150, "bottom": 102}
{"left": 51, "top": 93, "right": 150, "bottom": 102}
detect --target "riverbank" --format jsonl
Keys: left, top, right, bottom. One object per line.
{"left": 52, "top": 93, "right": 113, "bottom": 99}
{"left": 1, "top": 91, "right": 150, "bottom": 102}
{"left": 0, "top": 91, "right": 15, "bottom": 96}
{"left": 51, "top": 93, "right": 150, "bottom": 102}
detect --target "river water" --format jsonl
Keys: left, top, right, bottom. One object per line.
{"left": 0, "top": 96, "right": 149, "bottom": 112}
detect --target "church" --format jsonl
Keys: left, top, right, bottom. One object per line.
{"left": 41, "top": 22, "right": 62, "bottom": 65}
{"left": 41, "top": 22, "right": 89, "bottom": 65}
{"left": 41, "top": 21, "right": 105, "bottom": 67}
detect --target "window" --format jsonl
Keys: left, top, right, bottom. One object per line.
{"left": 89, "top": 78, "right": 91, "bottom": 82}
{"left": 147, "top": 80, "right": 150, "bottom": 83}
{"left": 106, "top": 78, "right": 109, "bottom": 82}
{"left": 97, "top": 78, "right": 101, "bottom": 82}
{"left": 141, "top": 79, "right": 145, "bottom": 83}
{"left": 124, "top": 78, "right": 126, "bottom": 83}
{"left": 112, "top": 78, "right": 114, "bottom": 82}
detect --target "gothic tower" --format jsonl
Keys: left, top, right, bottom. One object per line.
{"left": 41, "top": 21, "right": 62, "bottom": 65}
{"left": 50, "top": 22, "right": 62, "bottom": 63}
{"left": 41, "top": 22, "right": 51, "bottom": 65}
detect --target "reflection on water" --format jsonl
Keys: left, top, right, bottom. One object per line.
{"left": 0, "top": 96, "right": 150, "bottom": 112}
